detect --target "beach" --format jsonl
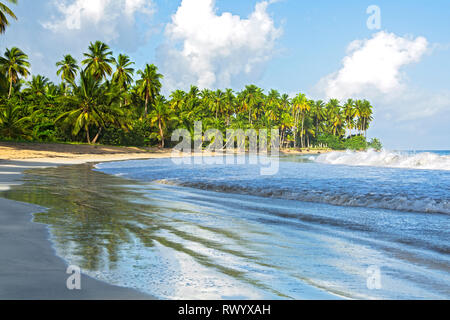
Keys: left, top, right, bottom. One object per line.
{"left": 1, "top": 142, "right": 448, "bottom": 299}
{"left": 0, "top": 142, "right": 176, "bottom": 300}
{"left": 0, "top": 142, "right": 326, "bottom": 299}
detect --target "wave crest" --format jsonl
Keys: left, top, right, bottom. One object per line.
{"left": 156, "top": 180, "right": 450, "bottom": 215}
{"left": 315, "top": 150, "right": 450, "bottom": 171}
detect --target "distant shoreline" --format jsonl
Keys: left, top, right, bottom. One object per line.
{"left": 0, "top": 141, "right": 332, "bottom": 162}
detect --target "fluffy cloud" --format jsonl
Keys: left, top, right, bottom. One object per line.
{"left": 319, "top": 31, "right": 429, "bottom": 100}
{"left": 158, "top": 0, "right": 282, "bottom": 91}
{"left": 43, "top": 0, "right": 154, "bottom": 43}
{"left": 314, "top": 31, "right": 450, "bottom": 149}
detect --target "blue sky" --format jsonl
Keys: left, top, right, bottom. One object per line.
{"left": 1, "top": 0, "right": 449, "bottom": 149}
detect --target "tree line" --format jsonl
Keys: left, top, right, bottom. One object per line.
{"left": 0, "top": 2, "right": 381, "bottom": 150}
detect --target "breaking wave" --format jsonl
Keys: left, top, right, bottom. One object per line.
{"left": 315, "top": 150, "right": 450, "bottom": 171}
{"left": 156, "top": 179, "right": 450, "bottom": 215}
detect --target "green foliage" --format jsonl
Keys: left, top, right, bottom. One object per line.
{"left": 368, "top": 138, "right": 383, "bottom": 151}
{"left": 344, "top": 136, "right": 368, "bottom": 151}
{"left": 99, "top": 120, "right": 151, "bottom": 147}
{"left": 317, "top": 134, "right": 345, "bottom": 150}
{"left": 0, "top": 41, "right": 381, "bottom": 150}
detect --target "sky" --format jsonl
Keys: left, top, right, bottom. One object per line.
{"left": 1, "top": 0, "right": 449, "bottom": 150}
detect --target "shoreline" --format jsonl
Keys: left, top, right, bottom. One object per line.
{"left": 0, "top": 142, "right": 332, "bottom": 300}
{"left": 0, "top": 144, "right": 177, "bottom": 299}
{"left": 0, "top": 158, "right": 160, "bottom": 300}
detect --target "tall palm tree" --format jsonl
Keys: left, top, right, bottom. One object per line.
{"left": 343, "top": 98, "right": 356, "bottom": 137}
{"left": 359, "top": 99, "right": 373, "bottom": 137}
{"left": 56, "top": 55, "right": 79, "bottom": 91}
{"left": 292, "top": 93, "right": 310, "bottom": 148}
{"left": 242, "top": 85, "right": 263, "bottom": 124}
{"left": 326, "top": 99, "right": 343, "bottom": 136}
{"left": 112, "top": 54, "right": 134, "bottom": 91}
{"left": 0, "top": 0, "right": 17, "bottom": 34}
{"left": 82, "top": 41, "right": 114, "bottom": 81}
{"left": 213, "top": 89, "right": 225, "bottom": 119}
{"left": 311, "top": 100, "right": 325, "bottom": 139}
{"left": 0, "top": 47, "right": 30, "bottom": 98}
{"left": 224, "top": 88, "right": 235, "bottom": 125}
{"left": 149, "top": 96, "right": 173, "bottom": 148}
{"left": 56, "top": 71, "right": 125, "bottom": 144}
{"left": 136, "top": 64, "right": 163, "bottom": 117}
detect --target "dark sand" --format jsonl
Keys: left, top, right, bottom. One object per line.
{"left": 0, "top": 160, "right": 154, "bottom": 300}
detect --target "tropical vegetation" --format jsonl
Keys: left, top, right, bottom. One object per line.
{"left": 0, "top": 6, "right": 381, "bottom": 151}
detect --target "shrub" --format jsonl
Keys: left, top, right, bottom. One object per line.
{"left": 368, "top": 138, "right": 383, "bottom": 151}
{"left": 99, "top": 120, "right": 152, "bottom": 147}
{"left": 316, "top": 134, "right": 345, "bottom": 150}
{"left": 344, "top": 136, "right": 368, "bottom": 151}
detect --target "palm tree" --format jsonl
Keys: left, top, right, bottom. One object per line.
{"left": 311, "top": 100, "right": 325, "bottom": 139}
{"left": 25, "top": 75, "right": 50, "bottom": 98}
{"left": 354, "top": 99, "right": 373, "bottom": 137}
{"left": 0, "top": 104, "right": 31, "bottom": 139}
{"left": 0, "top": 47, "right": 30, "bottom": 98}
{"left": 82, "top": 41, "right": 114, "bottom": 81}
{"left": 242, "top": 85, "right": 263, "bottom": 124}
{"left": 112, "top": 54, "right": 134, "bottom": 91}
{"left": 169, "top": 89, "right": 185, "bottom": 112}
{"left": 343, "top": 98, "right": 356, "bottom": 137}
{"left": 56, "top": 55, "right": 79, "bottom": 88}
{"left": 149, "top": 96, "right": 173, "bottom": 148}
{"left": 292, "top": 93, "right": 310, "bottom": 148}
{"left": 136, "top": 64, "right": 163, "bottom": 117}
{"left": 56, "top": 71, "right": 124, "bottom": 144}
{"left": 0, "top": 0, "right": 17, "bottom": 34}
{"left": 212, "top": 89, "right": 225, "bottom": 119}
{"left": 326, "top": 99, "right": 343, "bottom": 136}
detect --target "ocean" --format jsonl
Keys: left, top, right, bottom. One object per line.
{"left": 5, "top": 150, "right": 450, "bottom": 299}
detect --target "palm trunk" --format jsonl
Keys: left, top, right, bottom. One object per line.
{"left": 159, "top": 118, "right": 164, "bottom": 148}
{"left": 144, "top": 93, "right": 149, "bottom": 117}
{"left": 92, "top": 127, "right": 103, "bottom": 144}
{"left": 300, "top": 114, "right": 305, "bottom": 148}
{"left": 86, "top": 126, "right": 91, "bottom": 144}
{"left": 8, "top": 77, "right": 13, "bottom": 99}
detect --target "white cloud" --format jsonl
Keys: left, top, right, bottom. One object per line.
{"left": 319, "top": 31, "right": 429, "bottom": 100}
{"left": 159, "top": 0, "right": 282, "bottom": 91}
{"left": 43, "top": 0, "right": 154, "bottom": 42}
{"left": 313, "top": 31, "right": 450, "bottom": 149}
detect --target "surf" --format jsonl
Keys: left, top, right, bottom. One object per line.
{"left": 314, "top": 150, "right": 450, "bottom": 171}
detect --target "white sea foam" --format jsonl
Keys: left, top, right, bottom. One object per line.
{"left": 156, "top": 180, "right": 450, "bottom": 215}
{"left": 315, "top": 150, "right": 450, "bottom": 171}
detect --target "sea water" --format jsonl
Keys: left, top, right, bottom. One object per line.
{"left": 91, "top": 150, "right": 450, "bottom": 299}
{"left": 4, "top": 150, "right": 449, "bottom": 299}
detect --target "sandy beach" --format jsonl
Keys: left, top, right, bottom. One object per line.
{"left": 0, "top": 142, "right": 177, "bottom": 300}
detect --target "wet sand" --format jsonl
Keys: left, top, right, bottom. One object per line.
{"left": 0, "top": 142, "right": 331, "bottom": 299}
{"left": 0, "top": 160, "right": 156, "bottom": 300}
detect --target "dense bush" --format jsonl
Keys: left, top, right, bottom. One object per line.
{"left": 344, "top": 136, "right": 368, "bottom": 151}
{"left": 368, "top": 138, "right": 383, "bottom": 151}
{"left": 316, "top": 134, "right": 383, "bottom": 151}
{"left": 99, "top": 120, "right": 151, "bottom": 147}
{"left": 316, "top": 134, "right": 345, "bottom": 150}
